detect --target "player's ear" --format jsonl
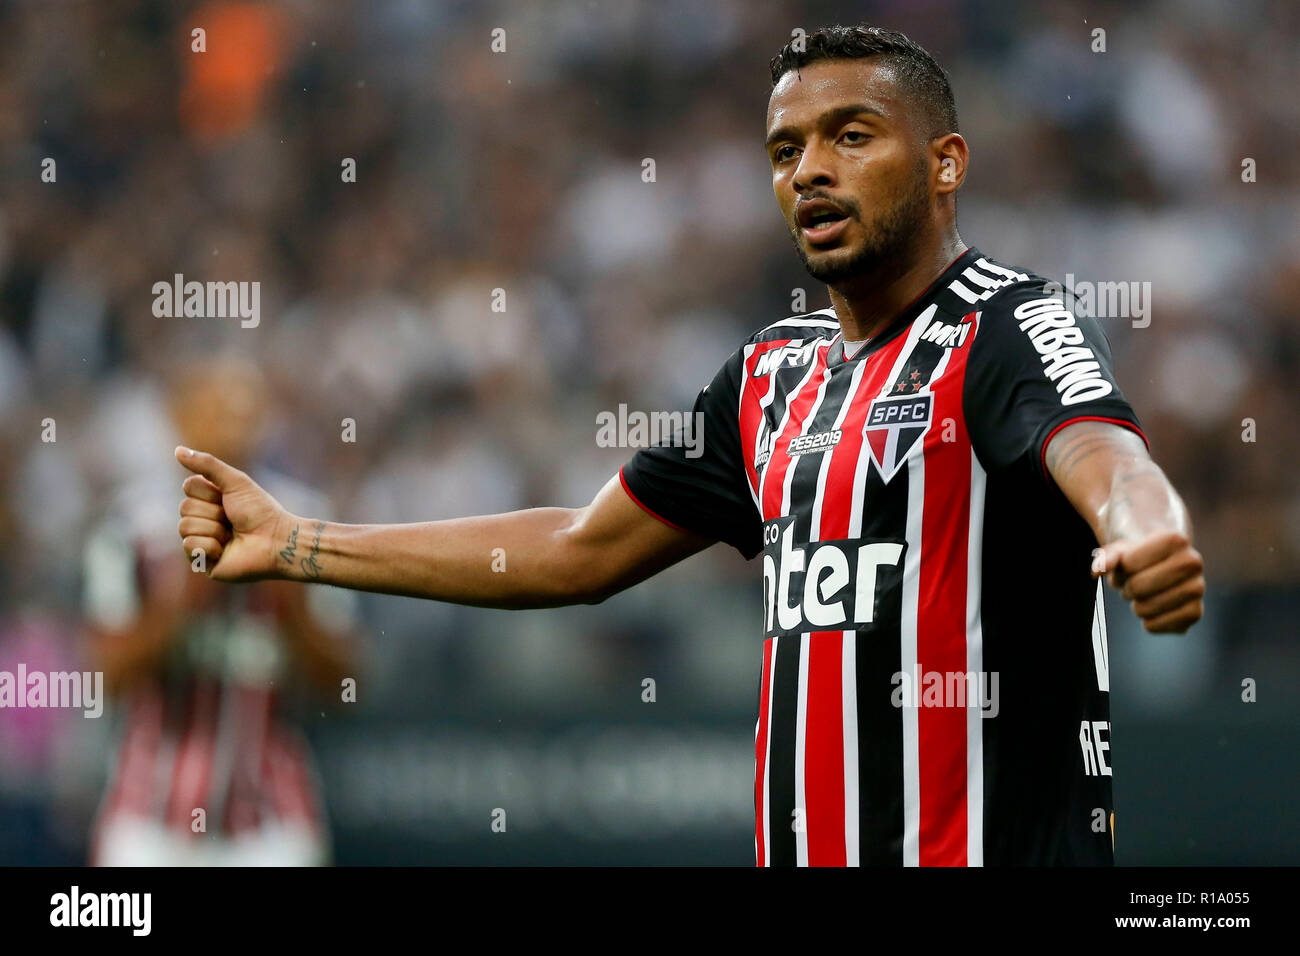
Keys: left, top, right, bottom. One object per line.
{"left": 932, "top": 134, "right": 967, "bottom": 194}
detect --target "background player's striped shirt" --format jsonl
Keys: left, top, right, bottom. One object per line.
{"left": 83, "top": 470, "right": 354, "bottom": 865}
{"left": 621, "top": 248, "right": 1144, "bottom": 866}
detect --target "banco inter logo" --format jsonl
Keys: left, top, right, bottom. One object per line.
{"left": 864, "top": 393, "right": 931, "bottom": 483}
{"left": 761, "top": 517, "right": 906, "bottom": 636}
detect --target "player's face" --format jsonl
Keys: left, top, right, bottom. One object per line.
{"left": 168, "top": 360, "right": 268, "bottom": 464}
{"left": 766, "top": 59, "right": 933, "bottom": 285}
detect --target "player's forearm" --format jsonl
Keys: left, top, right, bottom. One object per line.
{"left": 89, "top": 600, "right": 179, "bottom": 692}
{"left": 1047, "top": 421, "right": 1204, "bottom": 631}
{"left": 1045, "top": 421, "right": 1191, "bottom": 547}
{"left": 270, "top": 509, "right": 600, "bottom": 608}
{"left": 1094, "top": 457, "right": 1191, "bottom": 547}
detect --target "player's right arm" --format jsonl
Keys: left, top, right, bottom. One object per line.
{"left": 174, "top": 446, "right": 712, "bottom": 608}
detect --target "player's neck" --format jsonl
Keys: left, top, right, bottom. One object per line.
{"left": 828, "top": 235, "right": 968, "bottom": 344}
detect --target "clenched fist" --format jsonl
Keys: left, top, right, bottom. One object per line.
{"left": 1092, "top": 531, "right": 1205, "bottom": 634}
{"left": 175, "top": 446, "right": 294, "bottom": 582}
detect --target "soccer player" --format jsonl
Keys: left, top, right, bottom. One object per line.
{"left": 172, "top": 26, "right": 1204, "bottom": 866}
{"left": 90, "top": 355, "right": 355, "bottom": 865}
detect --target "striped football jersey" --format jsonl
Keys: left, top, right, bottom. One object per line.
{"left": 620, "top": 247, "right": 1144, "bottom": 866}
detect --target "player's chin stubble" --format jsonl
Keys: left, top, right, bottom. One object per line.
{"left": 790, "top": 171, "right": 931, "bottom": 286}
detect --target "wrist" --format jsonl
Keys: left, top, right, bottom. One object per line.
{"left": 270, "top": 511, "right": 309, "bottom": 582}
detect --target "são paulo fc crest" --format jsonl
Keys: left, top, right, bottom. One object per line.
{"left": 864, "top": 394, "right": 932, "bottom": 482}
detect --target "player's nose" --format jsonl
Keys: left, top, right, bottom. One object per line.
{"left": 792, "top": 139, "right": 837, "bottom": 192}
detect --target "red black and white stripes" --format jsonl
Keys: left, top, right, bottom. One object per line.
{"left": 746, "top": 302, "right": 990, "bottom": 866}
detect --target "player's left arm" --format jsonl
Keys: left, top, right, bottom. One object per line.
{"left": 1045, "top": 420, "right": 1205, "bottom": 633}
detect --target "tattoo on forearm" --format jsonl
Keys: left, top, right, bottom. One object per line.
{"left": 301, "top": 521, "right": 326, "bottom": 580}
{"left": 278, "top": 525, "right": 300, "bottom": 564}
{"left": 1045, "top": 420, "right": 1149, "bottom": 484}
{"left": 1044, "top": 421, "right": 1185, "bottom": 542}
{"left": 1045, "top": 433, "right": 1116, "bottom": 483}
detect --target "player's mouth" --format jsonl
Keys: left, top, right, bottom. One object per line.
{"left": 796, "top": 198, "right": 852, "bottom": 245}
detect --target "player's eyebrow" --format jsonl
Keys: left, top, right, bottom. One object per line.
{"left": 765, "top": 104, "right": 887, "bottom": 149}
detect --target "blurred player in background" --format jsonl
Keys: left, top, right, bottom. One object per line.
{"left": 85, "top": 354, "right": 356, "bottom": 865}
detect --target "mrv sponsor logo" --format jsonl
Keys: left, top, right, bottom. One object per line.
{"left": 596, "top": 404, "right": 705, "bottom": 459}
{"left": 1012, "top": 296, "right": 1115, "bottom": 406}
{"left": 891, "top": 666, "right": 999, "bottom": 718}
{"left": 864, "top": 393, "right": 931, "bottom": 482}
{"left": 752, "top": 340, "right": 819, "bottom": 377}
{"left": 761, "top": 517, "right": 905, "bottom": 636}
{"left": 50, "top": 886, "right": 151, "bottom": 936}
{"left": 918, "top": 314, "right": 973, "bottom": 349}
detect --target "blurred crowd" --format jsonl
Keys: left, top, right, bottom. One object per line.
{"left": 0, "top": 0, "right": 1296, "bottom": 862}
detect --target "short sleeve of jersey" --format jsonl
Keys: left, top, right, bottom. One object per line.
{"left": 619, "top": 343, "right": 762, "bottom": 560}
{"left": 963, "top": 279, "right": 1148, "bottom": 479}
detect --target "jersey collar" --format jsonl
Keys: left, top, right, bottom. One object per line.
{"left": 826, "top": 247, "right": 981, "bottom": 367}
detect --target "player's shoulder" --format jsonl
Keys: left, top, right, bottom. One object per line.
{"left": 745, "top": 307, "right": 842, "bottom": 347}
{"left": 697, "top": 310, "right": 839, "bottom": 392}
{"left": 958, "top": 252, "right": 1120, "bottom": 380}
{"left": 952, "top": 251, "right": 1071, "bottom": 324}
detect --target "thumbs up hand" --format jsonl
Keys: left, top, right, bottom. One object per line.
{"left": 174, "top": 446, "right": 294, "bottom": 583}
